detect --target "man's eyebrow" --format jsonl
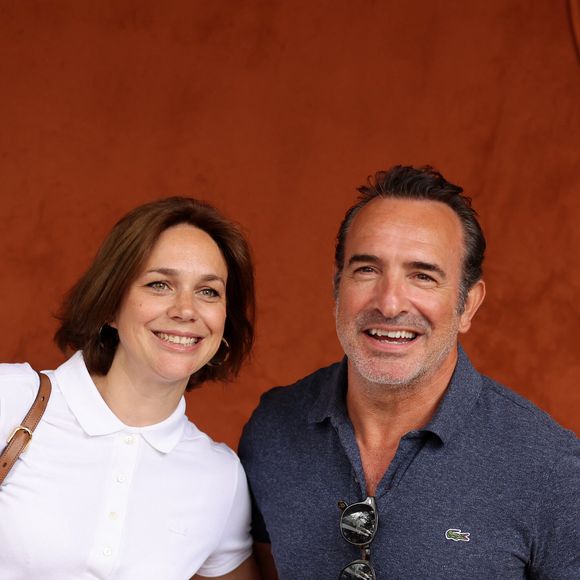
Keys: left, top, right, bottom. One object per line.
{"left": 347, "top": 254, "right": 381, "bottom": 267}
{"left": 408, "top": 261, "right": 446, "bottom": 279}
{"left": 346, "top": 256, "right": 447, "bottom": 279}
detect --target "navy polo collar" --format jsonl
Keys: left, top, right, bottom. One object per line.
{"left": 307, "top": 358, "right": 348, "bottom": 425}
{"left": 308, "top": 345, "right": 483, "bottom": 445}
{"left": 426, "top": 345, "right": 483, "bottom": 443}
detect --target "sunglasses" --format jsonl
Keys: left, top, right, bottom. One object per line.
{"left": 338, "top": 496, "right": 378, "bottom": 580}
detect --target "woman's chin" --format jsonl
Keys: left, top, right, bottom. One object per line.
{"left": 146, "top": 357, "right": 208, "bottom": 388}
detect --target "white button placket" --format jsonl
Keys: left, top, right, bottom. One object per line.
{"left": 88, "top": 432, "right": 140, "bottom": 577}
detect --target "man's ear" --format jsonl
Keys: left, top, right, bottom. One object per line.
{"left": 332, "top": 269, "right": 340, "bottom": 314}
{"left": 458, "top": 279, "right": 486, "bottom": 334}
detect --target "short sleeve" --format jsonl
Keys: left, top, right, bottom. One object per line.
{"left": 531, "top": 443, "right": 580, "bottom": 579}
{"left": 195, "top": 458, "right": 253, "bottom": 577}
{"left": 0, "top": 363, "right": 38, "bottom": 442}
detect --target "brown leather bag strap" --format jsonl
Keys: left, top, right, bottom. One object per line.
{"left": 0, "top": 372, "right": 51, "bottom": 487}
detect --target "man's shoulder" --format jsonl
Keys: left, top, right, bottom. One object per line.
{"left": 476, "top": 373, "right": 578, "bottom": 451}
{"left": 241, "top": 361, "right": 342, "bottom": 444}
{"left": 258, "top": 363, "right": 340, "bottom": 409}
{"left": 239, "top": 361, "right": 345, "bottom": 501}
{"left": 255, "top": 360, "right": 341, "bottom": 415}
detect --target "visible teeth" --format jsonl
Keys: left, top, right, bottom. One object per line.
{"left": 155, "top": 332, "right": 199, "bottom": 346}
{"left": 368, "top": 329, "right": 416, "bottom": 339}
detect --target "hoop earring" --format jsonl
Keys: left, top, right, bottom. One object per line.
{"left": 98, "top": 323, "right": 118, "bottom": 350}
{"left": 98, "top": 324, "right": 107, "bottom": 349}
{"left": 207, "top": 337, "right": 231, "bottom": 367}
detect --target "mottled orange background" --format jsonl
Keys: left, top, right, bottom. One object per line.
{"left": 1, "top": 1, "right": 578, "bottom": 448}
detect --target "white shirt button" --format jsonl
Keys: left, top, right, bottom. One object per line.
{"left": 108, "top": 511, "right": 118, "bottom": 520}
{"left": 103, "top": 546, "right": 113, "bottom": 557}
{"left": 116, "top": 473, "right": 127, "bottom": 483}
{"left": 124, "top": 434, "right": 135, "bottom": 445}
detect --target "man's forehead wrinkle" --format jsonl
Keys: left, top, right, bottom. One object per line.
{"left": 344, "top": 204, "right": 462, "bottom": 279}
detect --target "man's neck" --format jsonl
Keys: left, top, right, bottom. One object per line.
{"left": 346, "top": 353, "right": 457, "bottom": 495}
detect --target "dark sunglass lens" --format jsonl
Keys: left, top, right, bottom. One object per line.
{"left": 340, "top": 503, "right": 376, "bottom": 545}
{"left": 339, "top": 561, "right": 376, "bottom": 580}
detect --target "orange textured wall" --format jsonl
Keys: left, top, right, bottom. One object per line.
{"left": 1, "top": 1, "right": 578, "bottom": 448}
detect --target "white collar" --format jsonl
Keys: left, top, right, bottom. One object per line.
{"left": 53, "top": 351, "right": 187, "bottom": 454}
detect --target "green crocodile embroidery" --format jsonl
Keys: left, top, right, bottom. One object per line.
{"left": 445, "top": 528, "right": 471, "bottom": 542}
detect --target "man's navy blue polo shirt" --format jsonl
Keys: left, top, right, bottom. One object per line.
{"left": 239, "top": 347, "right": 579, "bottom": 579}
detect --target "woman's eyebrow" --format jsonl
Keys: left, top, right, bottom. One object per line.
{"left": 144, "top": 268, "right": 226, "bottom": 285}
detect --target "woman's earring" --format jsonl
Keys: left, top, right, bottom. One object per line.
{"left": 98, "top": 323, "right": 117, "bottom": 349}
{"left": 207, "top": 337, "right": 231, "bottom": 367}
{"left": 98, "top": 323, "right": 108, "bottom": 349}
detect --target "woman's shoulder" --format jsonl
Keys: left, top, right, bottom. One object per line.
{"left": 0, "top": 362, "right": 39, "bottom": 393}
{"left": 0, "top": 362, "right": 40, "bottom": 436}
{"left": 181, "top": 420, "right": 241, "bottom": 465}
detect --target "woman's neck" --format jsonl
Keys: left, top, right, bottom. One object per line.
{"left": 91, "top": 359, "right": 186, "bottom": 427}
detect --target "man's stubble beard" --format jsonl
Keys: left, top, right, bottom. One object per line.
{"left": 336, "top": 307, "right": 461, "bottom": 392}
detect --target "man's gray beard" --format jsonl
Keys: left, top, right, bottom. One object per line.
{"left": 338, "top": 310, "right": 459, "bottom": 391}
{"left": 346, "top": 337, "right": 456, "bottom": 392}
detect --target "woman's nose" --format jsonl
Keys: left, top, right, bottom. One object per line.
{"left": 168, "top": 291, "right": 198, "bottom": 321}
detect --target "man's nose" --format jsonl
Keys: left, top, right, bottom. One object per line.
{"left": 168, "top": 291, "right": 198, "bottom": 321}
{"left": 374, "top": 275, "right": 410, "bottom": 318}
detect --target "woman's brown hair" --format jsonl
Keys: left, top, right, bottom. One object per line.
{"left": 55, "top": 197, "right": 255, "bottom": 389}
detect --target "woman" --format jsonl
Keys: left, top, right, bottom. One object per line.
{"left": 0, "top": 197, "right": 258, "bottom": 579}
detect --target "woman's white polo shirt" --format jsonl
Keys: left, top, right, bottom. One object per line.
{"left": 0, "top": 351, "right": 252, "bottom": 579}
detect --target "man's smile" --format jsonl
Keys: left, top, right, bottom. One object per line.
{"left": 365, "top": 328, "right": 419, "bottom": 344}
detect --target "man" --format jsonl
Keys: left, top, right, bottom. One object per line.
{"left": 239, "top": 165, "right": 579, "bottom": 579}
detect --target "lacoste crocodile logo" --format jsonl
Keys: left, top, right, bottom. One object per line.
{"left": 445, "top": 528, "right": 471, "bottom": 542}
